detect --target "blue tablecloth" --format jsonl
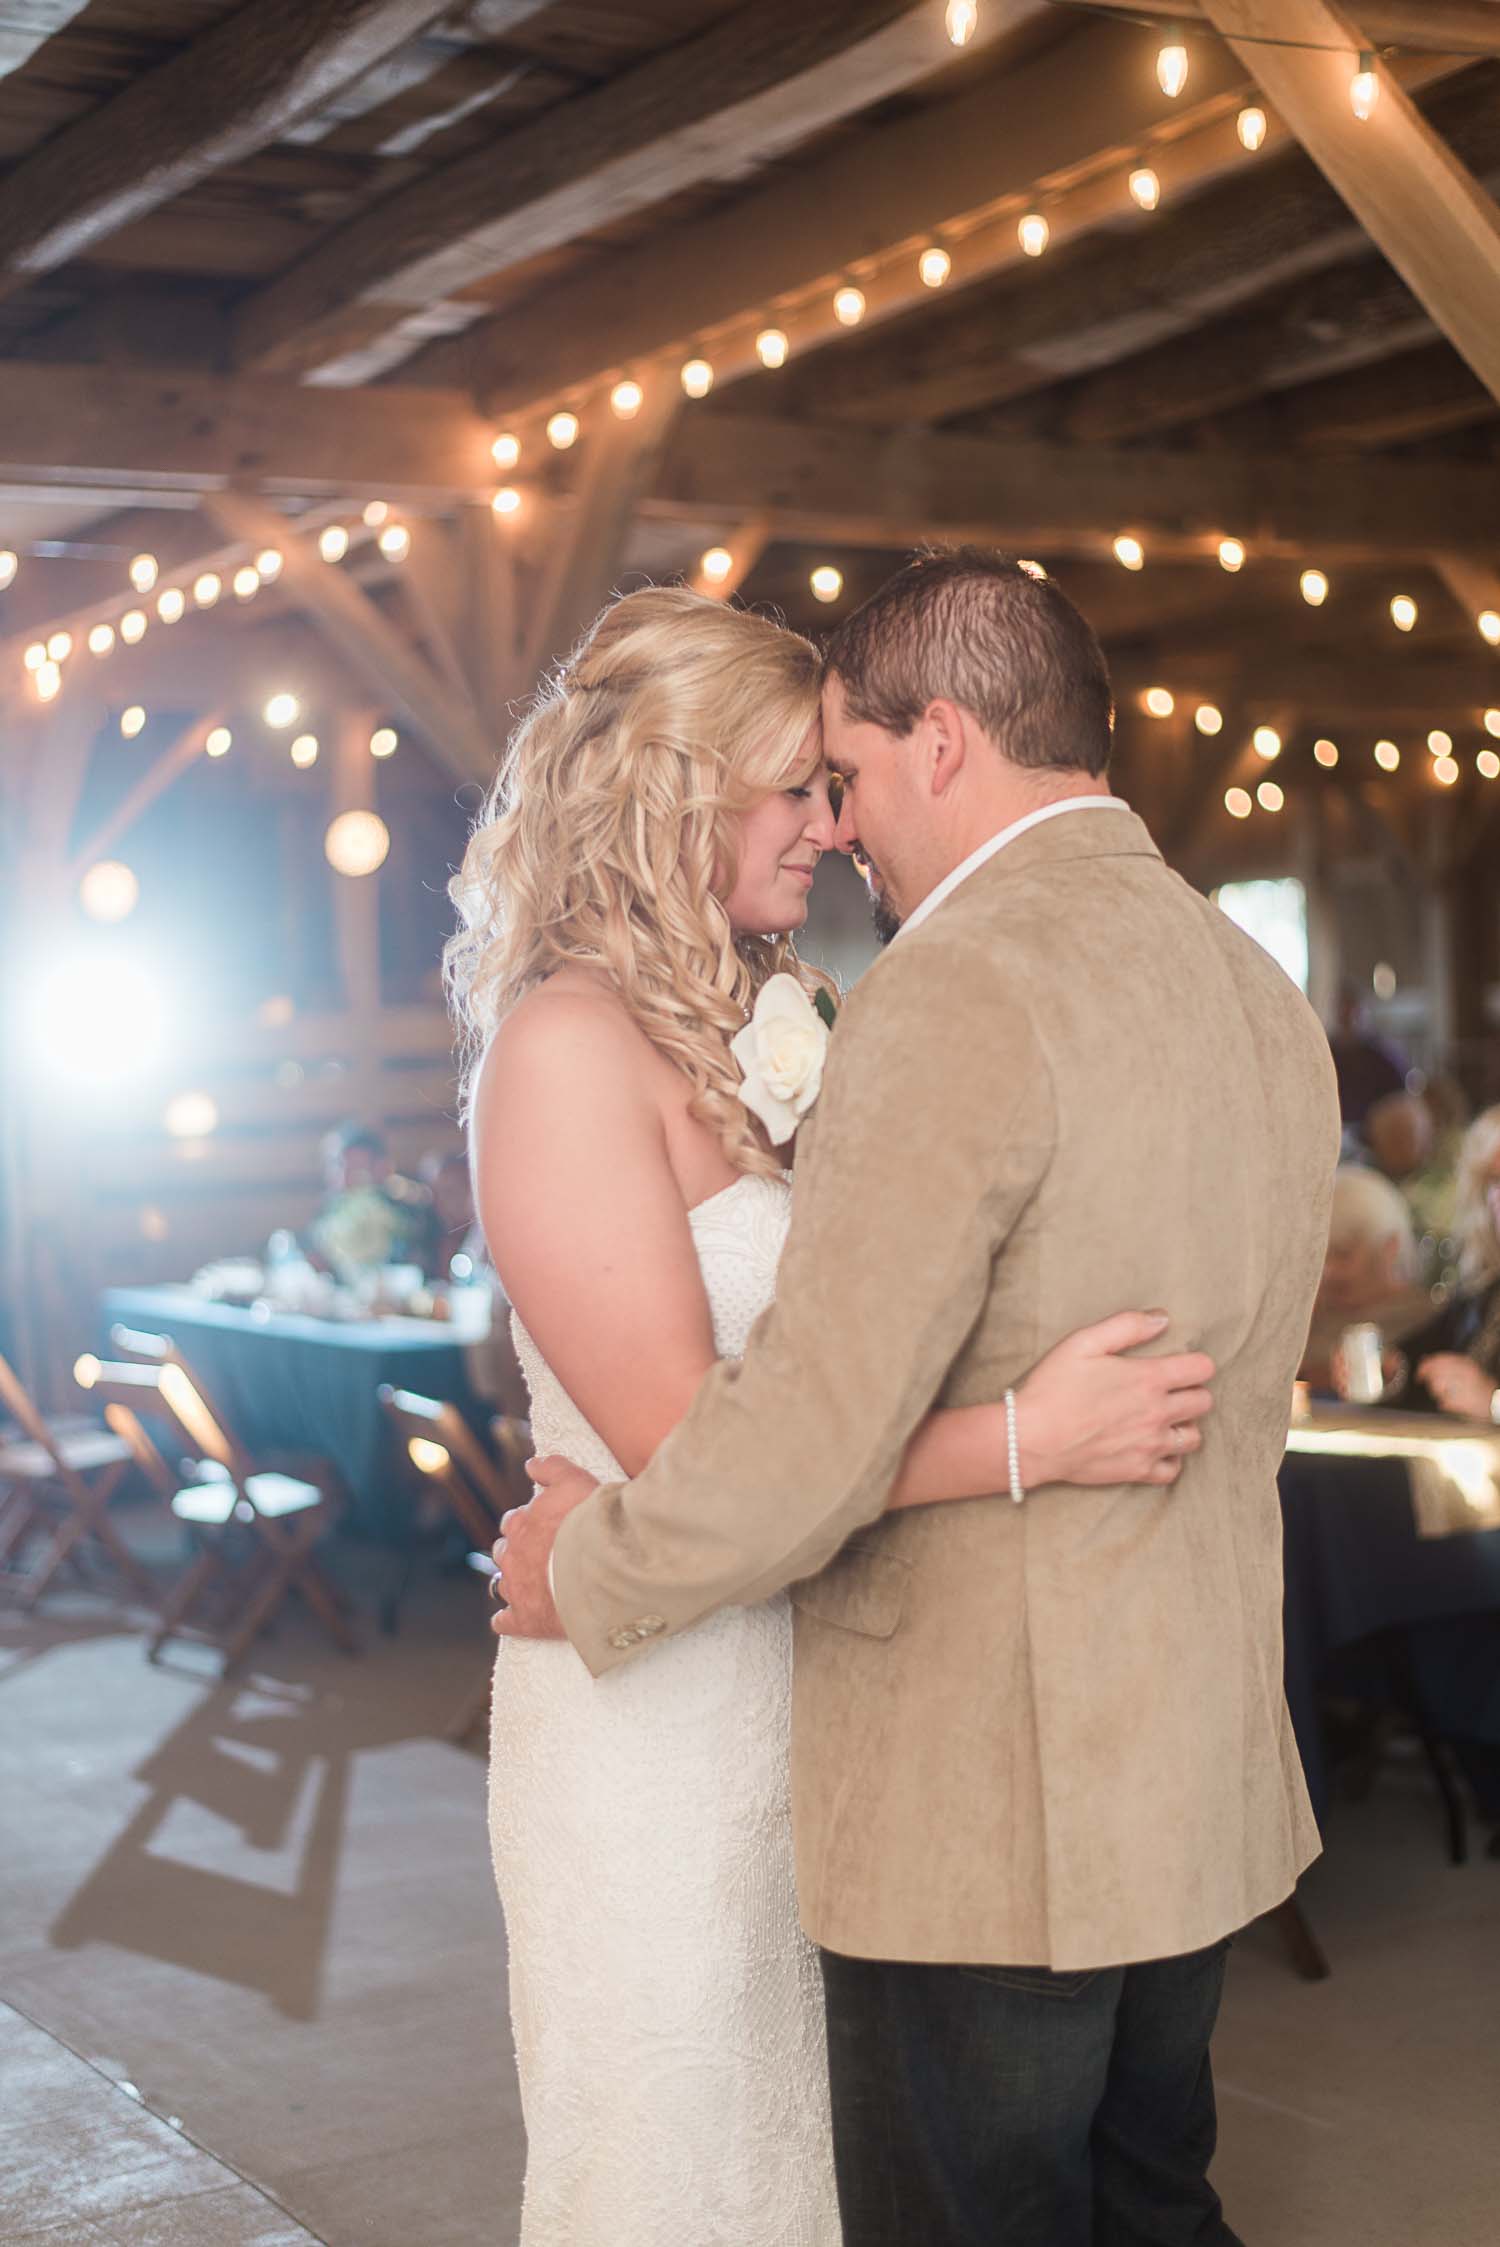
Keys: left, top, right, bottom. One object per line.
{"left": 102, "top": 1285, "right": 480, "bottom": 1540}
{"left": 1280, "top": 1453, "right": 1500, "bottom": 1820}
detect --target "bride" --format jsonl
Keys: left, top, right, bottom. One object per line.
{"left": 445, "top": 586, "right": 1213, "bottom": 2244}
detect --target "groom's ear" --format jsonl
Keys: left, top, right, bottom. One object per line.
{"left": 923, "top": 697, "right": 968, "bottom": 798}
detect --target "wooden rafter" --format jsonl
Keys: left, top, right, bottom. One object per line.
{"left": 410, "top": 13, "right": 1250, "bottom": 412}
{"left": 199, "top": 488, "right": 494, "bottom": 786}
{"left": 1270, "top": 343, "right": 1495, "bottom": 449}
{"left": 0, "top": 2, "right": 464, "bottom": 294}
{"left": 767, "top": 55, "right": 1487, "bottom": 430}
{"left": 1103, "top": 0, "right": 1500, "bottom": 55}
{"left": 1200, "top": 0, "right": 1500, "bottom": 408}
{"left": 231, "top": 0, "right": 1006, "bottom": 381}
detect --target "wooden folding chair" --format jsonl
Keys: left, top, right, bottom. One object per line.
{"left": 0, "top": 1352, "right": 153, "bottom": 1609}
{"left": 92, "top": 1349, "right": 356, "bottom": 1672}
{"left": 379, "top": 1390, "right": 532, "bottom": 1743}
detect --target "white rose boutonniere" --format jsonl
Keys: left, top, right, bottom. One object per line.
{"left": 730, "top": 973, "right": 835, "bottom": 1146}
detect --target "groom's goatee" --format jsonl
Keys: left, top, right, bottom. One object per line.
{"left": 854, "top": 850, "right": 902, "bottom": 947}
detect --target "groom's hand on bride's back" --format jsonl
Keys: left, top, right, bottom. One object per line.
{"left": 490, "top": 1456, "right": 600, "bottom": 1640}
{"left": 1019, "top": 1311, "right": 1216, "bottom": 1490}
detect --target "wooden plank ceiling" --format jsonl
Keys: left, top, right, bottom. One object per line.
{"left": 0, "top": 0, "right": 1499, "bottom": 871}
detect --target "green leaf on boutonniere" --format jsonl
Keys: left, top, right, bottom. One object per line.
{"left": 813, "top": 987, "right": 837, "bottom": 1033}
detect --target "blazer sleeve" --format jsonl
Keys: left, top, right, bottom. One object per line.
{"left": 551, "top": 929, "right": 1057, "bottom": 1677}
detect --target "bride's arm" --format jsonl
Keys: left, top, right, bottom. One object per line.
{"left": 888, "top": 1314, "right": 1215, "bottom": 1508}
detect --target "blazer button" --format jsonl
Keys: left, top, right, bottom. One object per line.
{"left": 607, "top": 1627, "right": 637, "bottom": 1650}
{"left": 636, "top": 1616, "right": 666, "bottom": 1637}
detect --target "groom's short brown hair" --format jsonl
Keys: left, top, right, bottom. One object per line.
{"left": 822, "top": 547, "right": 1114, "bottom": 775}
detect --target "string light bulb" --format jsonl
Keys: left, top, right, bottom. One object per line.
{"left": 362, "top": 500, "right": 389, "bottom": 527}
{"left": 1390, "top": 593, "right": 1417, "bottom": 632}
{"left": 1428, "top": 729, "right": 1452, "bottom": 757}
{"left": 264, "top": 691, "right": 299, "bottom": 729}
{"left": 256, "top": 548, "right": 283, "bottom": 581}
{"left": 810, "top": 565, "right": 844, "bottom": 604}
{"left": 1156, "top": 40, "right": 1189, "bottom": 99}
{"left": 1350, "top": 53, "right": 1379, "bottom": 121}
{"left": 1486, "top": 709, "right": 1500, "bottom": 738}
{"left": 378, "top": 523, "right": 411, "bottom": 562}
{"left": 1256, "top": 781, "right": 1284, "bottom": 813}
{"left": 833, "top": 286, "right": 866, "bottom": 327}
{"left": 205, "top": 727, "right": 232, "bottom": 758}
{"left": 945, "top": 0, "right": 977, "bottom": 45}
{"left": 919, "top": 247, "right": 952, "bottom": 289}
{"left": 1194, "top": 703, "right": 1223, "bottom": 736}
{"left": 35, "top": 660, "right": 60, "bottom": 701}
{"left": 47, "top": 631, "right": 72, "bottom": 662}
{"left": 1017, "top": 211, "right": 1050, "bottom": 258}
{"left": 1314, "top": 738, "right": 1340, "bottom": 767}
{"left": 120, "top": 704, "right": 146, "bottom": 738}
{"left": 755, "top": 328, "right": 789, "bottom": 369}
{"left": 680, "top": 358, "right": 715, "bottom": 397}
{"left": 370, "top": 727, "right": 398, "bottom": 759}
{"left": 491, "top": 486, "right": 522, "bottom": 517}
{"left": 1433, "top": 755, "right": 1460, "bottom": 787}
{"left": 80, "top": 861, "right": 139, "bottom": 923}
{"left": 290, "top": 733, "right": 319, "bottom": 768}
{"left": 1217, "top": 537, "right": 1245, "bottom": 573}
{"left": 1300, "top": 568, "right": 1329, "bottom": 607}
{"left": 491, "top": 432, "right": 521, "bottom": 471}
{"left": 0, "top": 550, "right": 16, "bottom": 589}
{"left": 88, "top": 623, "right": 115, "bottom": 657}
{"left": 1143, "top": 687, "right": 1175, "bottom": 718}
{"left": 193, "top": 572, "right": 221, "bottom": 608}
{"left": 157, "top": 587, "right": 186, "bottom": 623}
{"left": 23, "top": 641, "right": 45, "bottom": 670}
{"left": 546, "top": 411, "right": 579, "bottom": 449}
{"left": 1374, "top": 739, "right": 1400, "bottom": 770}
{"left": 1478, "top": 609, "right": 1500, "bottom": 645}
{"left": 1225, "top": 788, "right": 1252, "bottom": 820}
{"left": 1113, "top": 533, "right": 1145, "bottom": 570}
{"left": 129, "top": 553, "right": 158, "bottom": 593}
{"left": 1253, "top": 725, "right": 1282, "bottom": 761}
{"left": 119, "top": 609, "right": 147, "bottom": 644}
{"left": 233, "top": 566, "right": 260, "bottom": 599}
{"left": 1129, "top": 168, "right": 1161, "bottom": 212}
{"left": 318, "top": 525, "right": 349, "bottom": 563}
{"left": 325, "top": 809, "right": 390, "bottom": 877}
{"left": 610, "top": 378, "right": 644, "bottom": 419}
{"left": 1237, "top": 105, "right": 1267, "bottom": 152}
{"left": 699, "top": 547, "right": 734, "bottom": 584}
{"left": 1479, "top": 749, "right": 1500, "bottom": 779}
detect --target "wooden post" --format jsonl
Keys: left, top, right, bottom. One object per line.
{"left": 330, "top": 709, "right": 385, "bottom": 1130}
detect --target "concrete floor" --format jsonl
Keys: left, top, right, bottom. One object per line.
{"left": 3, "top": 1527, "right": 1498, "bottom": 2246}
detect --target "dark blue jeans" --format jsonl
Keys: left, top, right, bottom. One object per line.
{"left": 820, "top": 1939, "right": 1241, "bottom": 2247}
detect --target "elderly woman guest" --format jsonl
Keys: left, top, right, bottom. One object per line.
{"left": 1398, "top": 1106, "right": 1500, "bottom": 1422}
{"left": 1300, "top": 1164, "right": 1430, "bottom": 1390}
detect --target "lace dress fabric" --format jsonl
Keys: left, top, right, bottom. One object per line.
{"left": 489, "top": 1173, "right": 839, "bottom": 2245}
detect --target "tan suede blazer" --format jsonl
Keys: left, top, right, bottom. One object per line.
{"left": 553, "top": 806, "right": 1340, "bottom": 1969}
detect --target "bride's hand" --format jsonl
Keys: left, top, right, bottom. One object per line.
{"left": 1015, "top": 1312, "right": 1216, "bottom": 1490}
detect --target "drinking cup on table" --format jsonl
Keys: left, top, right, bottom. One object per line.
{"left": 1337, "top": 1322, "right": 1387, "bottom": 1404}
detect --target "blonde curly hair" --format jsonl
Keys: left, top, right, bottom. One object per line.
{"left": 445, "top": 585, "right": 834, "bottom": 1179}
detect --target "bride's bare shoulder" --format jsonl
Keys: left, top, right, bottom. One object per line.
{"left": 473, "top": 974, "right": 658, "bottom": 1128}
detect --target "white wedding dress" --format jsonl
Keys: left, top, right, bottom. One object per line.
{"left": 489, "top": 1171, "right": 840, "bottom": 2246}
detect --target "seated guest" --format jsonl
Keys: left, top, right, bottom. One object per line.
{"left": 1404, "top": 1073, "right": 1470, "bottom": 1271}
{"left": 1300, "top": 1164, "right": 1430, "bottom": 1390}
{"left": 1395, "top": 1105, "right": 1500, "bottom": 1422}
{"left": 306, "top": 1122, "right": 439, "bottom": 1280}
{"left": 1362, "top": 1088, "right": 1433, "bottom": 1185}
{"left": 417, "top": 1147, "right": 488, "bottom": 1279}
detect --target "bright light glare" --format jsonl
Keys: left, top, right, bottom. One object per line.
{"left": 24, "top": 952, "right": 171, "bottom": 1088}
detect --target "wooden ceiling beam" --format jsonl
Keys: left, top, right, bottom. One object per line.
{"left": 230, "top": 0, "right": 1011, "bottom": 381}
{"left": 0, "top": 1, "right": 467, "bottom": 295}
{"left": 1265, "top": 342, "right": 1496, "bottom": 450}
{"left": 769, "top": 56, "right": 1487, "bottom": 430}
{"left": 1200, "top": 0, "right": 1500, "bottom": 408}
{"left": 647, "top": 412, "right": 1500, "bottom": 560}
{"left": 408, "top": 13, "right": 1249, "bottom": 412}
{"left": 1094, "top": 0, "right": 1500, "bottom": 55}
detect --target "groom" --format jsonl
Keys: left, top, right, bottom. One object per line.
{"left": 494, "top": 549, "right": 1339, "bottom": 2243}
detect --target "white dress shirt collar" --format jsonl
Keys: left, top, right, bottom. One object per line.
{"left": 893, "top": 796, "right": 1132, "bottom": 943}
